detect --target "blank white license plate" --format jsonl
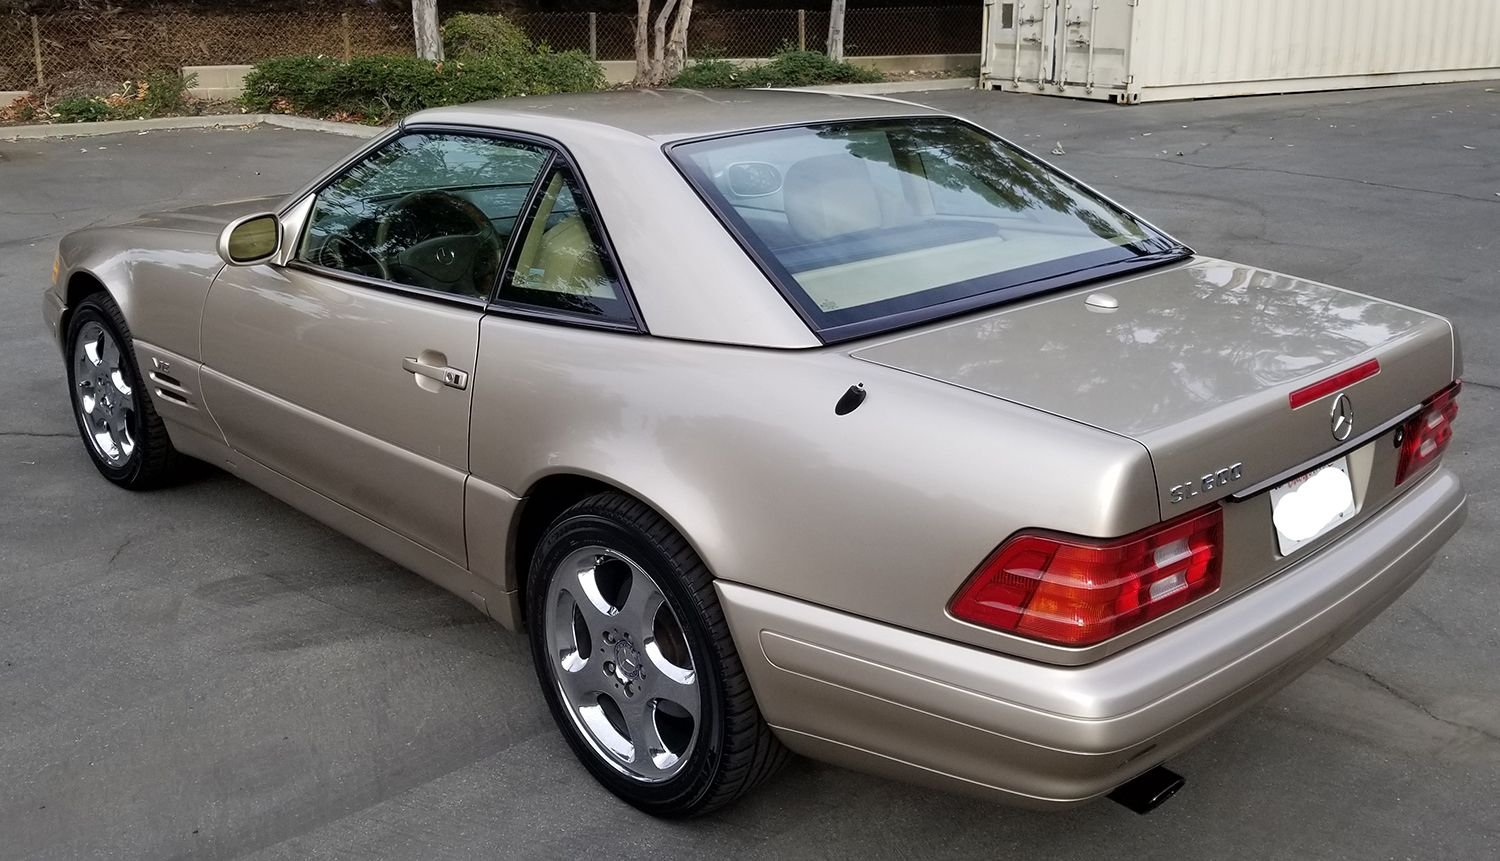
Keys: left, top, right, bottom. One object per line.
{"left": 1269, "top": 458, "right": 1358, "bottom": 555}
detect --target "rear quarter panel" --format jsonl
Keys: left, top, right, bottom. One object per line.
{"left": 470, "top": 316, "right": 1162, "bottom": 663}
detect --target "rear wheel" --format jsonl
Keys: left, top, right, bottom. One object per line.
{"left": 527, "top": 492, "right": 788, "bottom": 816}
{"left": 65, "top": 293, "right": 179, "bottom": 489}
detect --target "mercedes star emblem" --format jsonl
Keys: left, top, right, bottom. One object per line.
{"left": 1330, "top": 393, "right": 1355, "bottom": 441}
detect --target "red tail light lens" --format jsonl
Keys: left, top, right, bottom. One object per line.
{"left": 949, "top": 507, "right": 1223, "bottom": 647}
{"left": 1396, "top": 381, "right": 1460, "bottom": 485}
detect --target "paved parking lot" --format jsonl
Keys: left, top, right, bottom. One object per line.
{"left": 2, "top": 82, "right": 1498, "bottom": 860}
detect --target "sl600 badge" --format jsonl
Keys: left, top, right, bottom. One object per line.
{"left": 1170, "top": 463, "right": 1244, "bottom": 504}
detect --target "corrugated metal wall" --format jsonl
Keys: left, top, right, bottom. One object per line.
{"left": 985, "top": 0, "right": 1500, "bottom": 102}
{"left": 1134, "top": 0, "right": 1500, "bottom": 87}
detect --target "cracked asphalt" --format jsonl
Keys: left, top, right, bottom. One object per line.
{"left": 2, "top": 82, "right": 1498, "bottom": 860}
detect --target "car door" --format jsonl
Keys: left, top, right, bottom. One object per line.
{"left": 200, "top": 130, "right": 551, "bottom": 565}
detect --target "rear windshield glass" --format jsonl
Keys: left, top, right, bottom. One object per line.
{"left": 670, "top": 118, "right": 1183, "bottom": 339}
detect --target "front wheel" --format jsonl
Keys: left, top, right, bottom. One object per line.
{"left": 65, "top": 293, "right": 179, "bottom": 489}
{"left": 527, "top": 492, "right": 788, "bottom": 817}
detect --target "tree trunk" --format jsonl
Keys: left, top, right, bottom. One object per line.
{"left": 650, "top": 0, "right": 680, "bottom": 84}
{"left": 827, "top": 0, "right": 846, "bottom": 61}
{"left": 664, "top": 0, "right": 694, "bottom": 80}
{"left": 633, "top": 0, "right": 652, "bottom": 84}
{"left": 413, "top": 0, "right": 443, "bottom": 61}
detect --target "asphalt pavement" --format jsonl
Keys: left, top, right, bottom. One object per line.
{"left": 2, "top": 83, "right": 1498, "bottom": 859}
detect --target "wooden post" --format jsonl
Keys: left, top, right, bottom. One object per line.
{"left": 412, "top": 0, "right": 443, "bottom": 61}
{"left": 31, "top": 15, "right": 44, "bottom": 90}
{"left": 588, "top": 12, "right": 598, "bottom": 60}
{"left": 798, "top": 9, "right": 806, "bottom": 51}
{"left": 341, "top": 11, "right": 353, "bottom": 62}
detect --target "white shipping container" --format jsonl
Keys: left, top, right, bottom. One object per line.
{"left": 981, "top": 0, "right": 1500, "bottom": 103}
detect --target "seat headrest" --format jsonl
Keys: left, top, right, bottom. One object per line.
{"left": 782, "top": 154, "right": 884, "bottom": 243}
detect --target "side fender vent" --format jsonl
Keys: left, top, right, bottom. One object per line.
{"left": 147, "top": 359, "right": 197, "bottom": 410}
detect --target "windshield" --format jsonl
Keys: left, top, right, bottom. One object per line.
{"left": 670, "top": 118, "right": 1185, "bottom": 339}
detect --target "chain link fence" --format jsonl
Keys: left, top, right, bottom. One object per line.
{"left": 514, "top": 7, "right": 979, "bottom": 62}
{"left": 1, "top": 7, "right": 414, "bottom": 94}
{"left": 0, "top": 15, "right": 36, "bottom": 91}
{"left": 1, "top": 6, "right": 978, "bottom": 94}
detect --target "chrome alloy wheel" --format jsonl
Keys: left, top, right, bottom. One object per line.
{"left": 544, "top": 545, "right": 701, "bottom": 783}
{"left": 72, "top": 320, "right": 137, "bottom": 467}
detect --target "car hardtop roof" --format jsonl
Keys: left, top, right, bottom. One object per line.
{"left": 404, "top": 88, "right": 951, "bottom": 145}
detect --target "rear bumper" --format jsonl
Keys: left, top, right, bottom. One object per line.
{"left": 717, "top": 467, "right": 1466, "bottom": 808}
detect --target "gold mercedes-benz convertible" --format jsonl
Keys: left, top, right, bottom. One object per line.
{"left": 43, "top": 90, "right": 1465, "bottom": 817}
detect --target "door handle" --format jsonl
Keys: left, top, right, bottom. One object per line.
{"left": 403, "top": 356, "right": 468, "bottom": 390}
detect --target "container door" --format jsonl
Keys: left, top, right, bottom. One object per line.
{"left": 986, "top": 0, "right": 1055, "bottom": 89}
{"left": 988, "top": 0, "right": 1135, "bottom": 100}
{"left": 1054, "top": 0, "right": 1095, "bottom": 88}
{"left": 1054, "top": 0, "right": 1139, "bottom": 92}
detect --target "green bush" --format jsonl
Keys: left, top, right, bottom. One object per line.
{"left": 671, "top": 57, "right": 746, "bottom": 89}
{"left": 133, "top": 70, "right": 197, "bottom": 118}
{"left": 242, "top": 55, "right": 341, "bottom": 114}
{"left": 49, "top": 71, "right": 198, "bottom": 124}
{"left": 442, "top": 13, "right": 533, "bottom": 64}
{"left": 52, "top": 95, "right": 112, "bottom": 123}
{"left": 520, "top": 47, "right": 607, "bottom": 94}
{"left": 672, "top": 49, "right": 884, "bottom": 89}
{"left": 749, "top": 50, "right": 884, "bottom": 87}
{"left": 242, "top": 48, "right": 604, "bottom": 123}
{"left": 334, "top": 55, "right": 446, "bottom": 116}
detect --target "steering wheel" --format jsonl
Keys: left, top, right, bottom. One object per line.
{"left": 373, "top": 190, "right": 503, "bottom": 297}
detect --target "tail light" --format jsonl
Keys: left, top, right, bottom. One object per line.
{"left": 1396, "top": 381, "right": 1460, "bottom": 485}
{"left": 949, "top": 507, "right": 1223, "bottom": 647}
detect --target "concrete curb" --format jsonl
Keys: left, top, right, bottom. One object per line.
{"left": 260, "top": 114, "right": 387, "bottom": 138}
{"left": 791, "top": 78, "right": 977, "bottom": 95}
{"left": 3, "top": 114, "right": 263, "bottom": 140}
{"left": 3, "top": 113, "right": 385, "bottom": 141}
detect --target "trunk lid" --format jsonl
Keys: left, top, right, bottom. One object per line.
{"left": 851, "top": 257, "right": 1456, "bottom": 520}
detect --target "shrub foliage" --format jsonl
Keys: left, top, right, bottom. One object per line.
{"left": 672, "top": 49, "right": 883, "bottom": 89}
{"left": 442, "top": 13, "right": 534, "bottom": 64}
{"left": 669, "top": 57, "right": 744, "bottom": 89}
{"left": 242, "top": 15, "right": 604, "bottom": 123}
{"left": 49, "top": 71, "right": 197, "bottom": 124}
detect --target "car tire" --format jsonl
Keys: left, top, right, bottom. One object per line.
{"left": 527, "top": 491, "right": 789, "bottom": 817}
{"left": 65, "top": 293, "right": 180, "bottom": 490}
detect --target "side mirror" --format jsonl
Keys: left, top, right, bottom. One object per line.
{"left": 217, "top": 213, "right": 282, "bottom": 266}
{"left": 723, "top": 161, "right": 783, "bottom": 198}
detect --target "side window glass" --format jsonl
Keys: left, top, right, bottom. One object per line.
{"left": 297, "top": 133, "right": 547, "bottom": 299}
{"left": 500, "top": 168, "right": 634, "bottom": 325}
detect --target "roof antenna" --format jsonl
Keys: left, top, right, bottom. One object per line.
{"left": 834, "top": 384, "right": 867, "bottom": 416}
